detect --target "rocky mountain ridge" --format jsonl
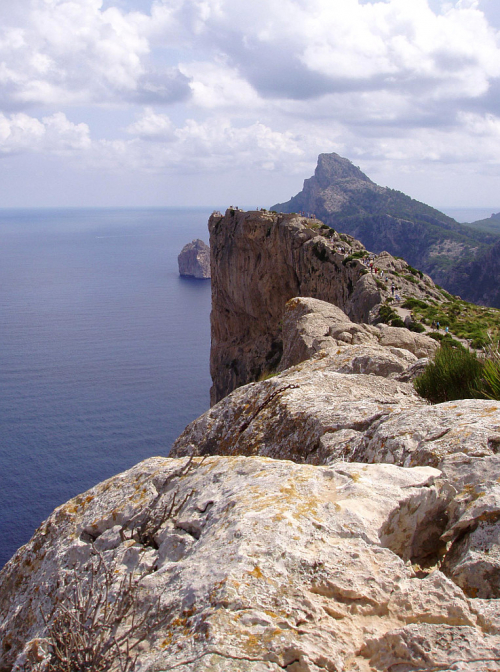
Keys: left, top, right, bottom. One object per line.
{"left": 271, "top": 153, "right": 500, "bottom": 307}
{"left": 209, "top": 207, "right": 445, "bottom": 404}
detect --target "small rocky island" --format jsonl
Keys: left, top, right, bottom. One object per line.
{"left": 177, "top": 239, "right": 210, "bottom": 278}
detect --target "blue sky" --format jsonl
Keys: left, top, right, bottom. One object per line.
{"left": 1, "top": 0, "right": 500, "bottom": 210}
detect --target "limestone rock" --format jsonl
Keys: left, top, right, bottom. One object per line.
{"left": 178, "top": 239, "right": 210, "bottom": 279}
{"left": 279, "top": 296, "right": 437, "bottom": 373}
{"left": 347, "top": 400, "right": 500, "bottom": 600}
{"left": 172, "top": 354, "right": 423, "bottom": 465}
{"left": 4, "top": 455, "right": 497, "bottom": 672}
{"left": 209, "top": 209, "right": 443, "bottom": 403}
{"left": 348, "top": 399, "right": 500, "bottom": 469}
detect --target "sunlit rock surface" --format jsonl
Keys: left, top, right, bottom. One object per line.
{"left": 4, "top": 456, "right": 500, "bottom": 672}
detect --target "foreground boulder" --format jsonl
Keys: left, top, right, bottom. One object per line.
{"left": 172, "top": 355, "right": 423, "bottom": 465}
{"left": 3, "top": 455, "right": 500, "bottom": 672}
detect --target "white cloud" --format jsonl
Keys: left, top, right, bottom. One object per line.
{"left": 0, "top": 0, "right": 188, "bottom": 108}
{"left": 179, "top": 61, "right": 260, "bottom": 109}
{"left": 1, "top": 0, "right": 499, "bottom": 110}
{"left": 126, "top": 107, "right": 175, "bottom": 140}
{"left": 0, "top": 111, "right": 91, "bottom": 154}
{"left": 117, "top": 114, "right": 306, "bottom": 172}
{"left": 1, "top": 0, "right": 500, "bottom": 206}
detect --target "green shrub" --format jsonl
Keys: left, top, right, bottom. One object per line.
{"left": 441, "top": 334, "right": 464, "bottom": 349}
{"left": 402, "top": 298, "right": 428, "bottom": 310}
{"left": 390, "top": 317, "right": 405, "bottom": 328}
{"left": 379, "top": 304, "right": 398, "bottom": 324}
{"left": 406, "top": 265, "right": 424, "bottom": 279}
{"left": 428, "top": 332, "right": 444, "bottom": 341}
{"left": 312, "top": 242, "right": 328, "bottom": 262}
{"left": 480, "top": 342, "right": 500, "bottom": 400}
{"left": 414, "top": 344, "right": 484, "bottom": 403}
{"left": 408, "top": 322, "right": 426, "bottom": 333}
{"left": 342, "top": 255, "right": 355, "bottom": 265}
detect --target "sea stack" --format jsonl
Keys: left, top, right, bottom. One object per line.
{"left": 178, "top": 239, "right": 210, "bottom": 278}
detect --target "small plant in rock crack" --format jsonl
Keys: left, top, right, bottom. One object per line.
{"left": 37, "top": 550, "right": 170, "bottom": 672}
{"left": 21, "top": 456, "right": 207, "bottom": 672}
{"left": 119, "top": 454, "right": 205, "bottom": 549}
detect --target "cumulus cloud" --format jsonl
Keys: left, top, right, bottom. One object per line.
{"left": 2, "top": 0, "right": 499, "bottom": 110}
{"left": 201, "top": 0, "right": 500, "bottom": 102}
{"left": 0, "top": 111, "right": 91, "bottom": 155}
{"left": 120, "top": 113, "right": 306, "bottom": 171}
{"left": 126, "top": 107, "right": 175, "bottom": 140}
{"left": 0, "top": 0, "right": 189, "bottom": 108}
{"left": 1, "top": 0, "right": 500, "bottom": 204}
{"left": 178, "top": 61, "right": 260, "bottom": 109}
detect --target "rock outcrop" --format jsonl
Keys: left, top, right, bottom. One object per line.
{"left": 271, "top": 152, "right": 500, "bottom": 307}
{"left": 173, "top": 299, "right": 440, "bottom": 465}
{"left": 278, "top": 297, "right": 437, "bottom": 372}
{"left": 4, "top": 455, "right": 500, "bottom": 672}
{"left": 178, "top": 239, "right": 210, "bottom": 279}
{"left": 4, "top": 203, "right": 500, "bottom": 672}
{"left": 209, "top": 208, "right": 441, "bottom": 404}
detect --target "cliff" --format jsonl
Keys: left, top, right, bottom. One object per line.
{"left": 178, "top": 239, "right": 210, "bottom": 279}
{"left": 3, "top": 211, "right": 500, "bottom": 672}
{"left": 209, "top": 208, "right": 442, "bottom": 404}
{"left": 272, "top": 153, "right": 500, "bottom": 307}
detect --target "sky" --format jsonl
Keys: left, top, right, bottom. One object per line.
{"left": 1, "top": 0, "right": 500, "bottom": 209}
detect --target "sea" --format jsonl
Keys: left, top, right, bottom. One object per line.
{"left": 0, "top": 207, "right": 214, "bottom": 569}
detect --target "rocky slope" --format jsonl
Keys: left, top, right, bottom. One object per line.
{"left": 209, "top": 208, "right": 443, "bottom": 404}
{"left": 178, "top": 239, "right": 210, "bottom": 279}
{"left": 3, "top": 212, "right": 500, "bottom": 672}
{"left": 271, "top": 153, "right": 500, "bottom": 307}
{"left": 3, "top": 455, "right": 500, "bottom": 672}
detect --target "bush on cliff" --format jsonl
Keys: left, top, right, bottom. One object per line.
{"left": 414, "top": 343, "right": 484, "bottom": 403}
{"left": 482, "top": 343, "right": 500, "bottom": 400}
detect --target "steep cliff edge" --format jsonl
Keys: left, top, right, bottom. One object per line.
{"left": 3, "top": 215, "right": 500, "bottom": 670}
{"left": 271, "top": 153, "right": 500, "bottom": 306}
{"left": 210, "top": 208, "right": 442, "bottom": 404}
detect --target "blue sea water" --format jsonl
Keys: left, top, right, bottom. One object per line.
{"left": 0, "top": 207, "right": 213, "bottom": 569}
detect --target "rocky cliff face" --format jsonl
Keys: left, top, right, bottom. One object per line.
{"left": 178, "top": 239, "right": 210, "bottom": 279}
{"left": 272, "top": 153, "right": 500, "bottom": 306}
{"left": 3, "top": 211, "right": 500, "bottom": 672}
{"left": 209, "top": 208, "right": 442, "bottom": 404}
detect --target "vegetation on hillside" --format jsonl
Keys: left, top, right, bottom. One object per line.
{"left": 466, "top": 213, "right": 500, "bottom": 236}
{"left": 402, "top": 295, "right": 500, "bottom": 349}
{"left": 414, "top": 343, "right": 484, "bottom": 403}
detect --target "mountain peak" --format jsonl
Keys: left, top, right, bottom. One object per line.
{"left": 315, "top": 153, "right": 373, "bottom": 188}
